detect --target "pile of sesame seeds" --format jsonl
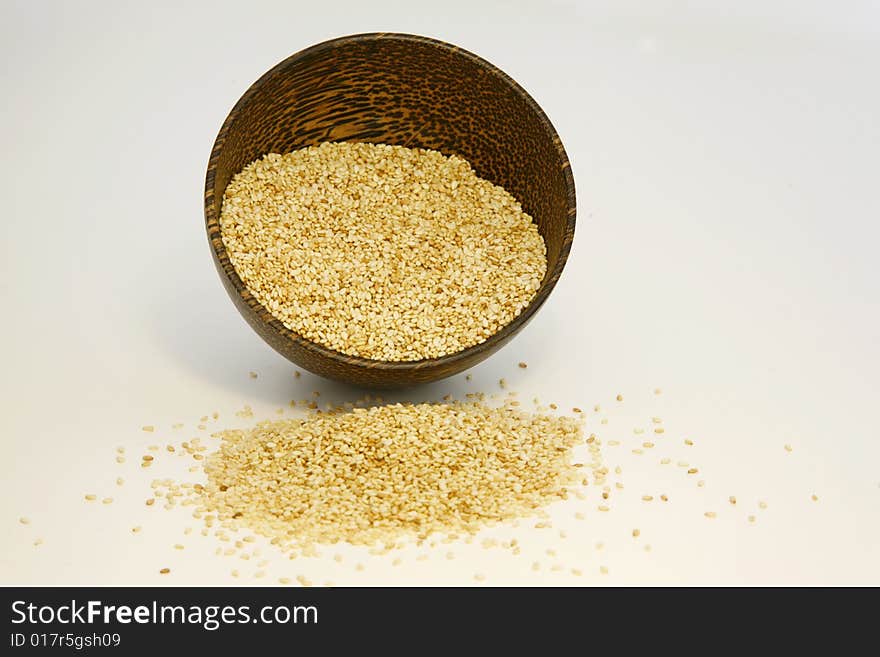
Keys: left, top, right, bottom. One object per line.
{"left": 152, "top": 401, "right": 602, "bottom": 556}
{"left": 17, "top": 369, "right": 826, "bottom": 584}
{"left": 219, "top": 141, "right": 547, "bottom": 361}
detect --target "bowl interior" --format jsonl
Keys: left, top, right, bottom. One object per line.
{"left": 206, "top": 33, "right": 575, "bottom": 384}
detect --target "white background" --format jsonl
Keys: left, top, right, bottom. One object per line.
{"left": 2, "top": 0, "right": 878, "bottom": 585}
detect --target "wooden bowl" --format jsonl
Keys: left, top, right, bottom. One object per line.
{"left": 204, "top": 33, "right": 576, "bottom": 387}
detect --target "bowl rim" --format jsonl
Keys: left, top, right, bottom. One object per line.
{"left": 204, "top": 32, "right": 576, "bottom": 373}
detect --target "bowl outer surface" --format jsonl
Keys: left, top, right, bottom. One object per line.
{"left": 205, "top": 33, "right": 575, "bottom": 387}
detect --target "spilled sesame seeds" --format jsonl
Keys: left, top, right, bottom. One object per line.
{"left": 151, "top": 401, "right": 595, "bottom": 556}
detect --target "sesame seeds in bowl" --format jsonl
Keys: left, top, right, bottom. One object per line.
{"left": 219, "top": 142, "right": 547, "bottom": 363}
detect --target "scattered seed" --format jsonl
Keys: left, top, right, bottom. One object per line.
{"left": 704, "top": 511, "right": 716, "bottom": 519}
{"left": 159, "top": 568, "right": 170, "bottom": 574}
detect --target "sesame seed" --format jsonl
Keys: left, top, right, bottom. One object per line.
{"left": 148, "top": 402, "right": 592, "bottom": 556}
{"left": 132, "top": 526, "right": 142, "bottom": 533}
{"left": 220, "top": 143, "right": 546, "bottom": 362}
{"left": 102, "top": 497, "right": 113, "bottom": 505}
{"left": 704, "top": 511, "right": 716, "bottom": 519}
{"left": 84, "top": 494, "right": 96, "bottom": 502}
{"left": 142, "top": 426, "right": 154, "bottom": 432}
{"left": 518, "top": 362, "right": 528, "bottom": 369}
{"left": 641, "top": 495, "right": 654, "bottom": 502}
{"left": 784, "top": 444, "right": 793, "bottom": 453}
{"left": 616, "top": 394, "right": 623, "bottom": 402}
{"left": 729, "top": 496, "right": 737, "bottom": 505}
{"left": 159, "top": 568, "right": 170, "bottom": 574}
{"left": 632, "top": 528, "right": 640, "bottom": 538}
{"left": 249, "top": 371, "right": 258, "bottom": 379}
{"left": 599, "top": 566, "right": 608, "bottom": 575}
{"left": 18, "top": 517, "right": 30, "bottom": 525}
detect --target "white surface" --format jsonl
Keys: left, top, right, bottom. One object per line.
{"left": 2, "top": 0, "right": 879, "bottom": 586}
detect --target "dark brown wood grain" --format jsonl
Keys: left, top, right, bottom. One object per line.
{"left": 205, "top": 33, "right": 576, "bottom": 387}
